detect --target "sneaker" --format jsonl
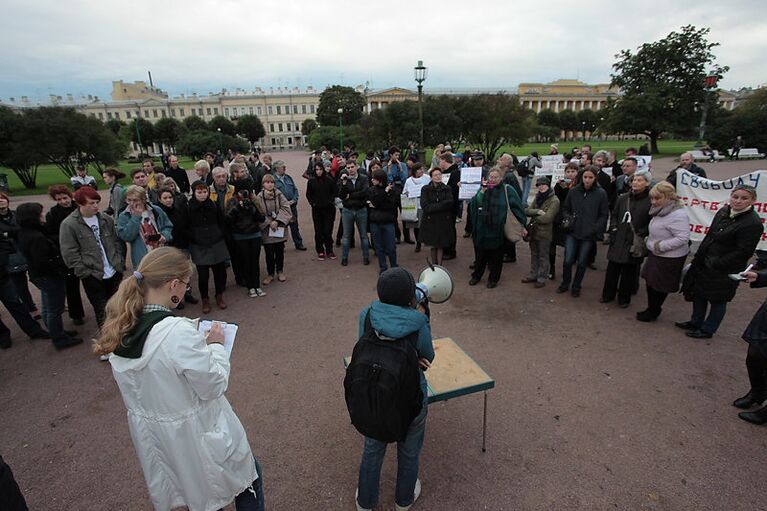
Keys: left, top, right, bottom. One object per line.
{"left": 54, "top": 337, "right": 83, "bottom": 350}
{"left": 317, "top": 252, "right": 326, "bottom": 261}
{"left": 328, "top": 252, "right": 337, "bottom": 260}
{"left": 363, "top": 258, "right": 370, "bottom": 266}
{"left": 99, "top": 354, "right": 110, "bottom": 361}
{"left": 277, "top": 272, "right": 287, "bottom": 282}
{"left": 248, "top": 288, "right": 257, "bottom": 298}
{"left": 255, "top": 288, "right": 266, "bottom": 297}
{"left": 262, "top": 275, "right": 274, "bottom": 285}
{"left": 341, "top": 259, "right": 348, "bottom": 266}
{"left": 395, "top": 479, "right": 422, "bottom": 511}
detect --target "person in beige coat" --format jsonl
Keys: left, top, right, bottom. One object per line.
{"left": 255, "top": 174, "right": 292, "bottom": 284}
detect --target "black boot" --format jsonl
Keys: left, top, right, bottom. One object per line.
{"left": 738, "top": 405, "right": 767, "bottom": 425}
{"left": 733, "top": 390, "right": 767, "bottom": 409}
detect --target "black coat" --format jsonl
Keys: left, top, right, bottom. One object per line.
{"left": 562, "top": 184, "right": 609, "bottom": 241}
{"left": 187, "top": 198, "right": 225, "bottom": 247}
{"left": 683, "top": 206, "right": 763, "bottom": 302}
{"left": 419, "top": 182, "right": 455, "bottom": 248}
{"left": 158, "top": 195, "right": 190, "bottom": 249}
{"left": 338, "top": 174, "right": 370, "bottom": 209}
{"left": 17, "top": 225, "right": 67, "bottom": 279}
{"left": 597, "top": 169, "right": 616, "bottom": 210}
{"left": 165, "top": 167, "right": 191, "bottom": 194}
{"left": 226, "top": 197, "right": 266, "bottom": 235}
{"left": 607, "top": 189, "right": 651, "bottom": 264}
{"left": 667, "top": 163, "right": 707, "bottom": 188}
{"left": 743, "top": 271, "right": 767, "bottom": 351}
{"left": 45, "top": 204, "right": 76, "bottom": 244}
{"left": 306, "top": 174, "right": 337, "bottom": 209}
{"left": 367, "top": 185, "right": 398, "bottom": 224}
{"left": 441, "top": 164, "right": 461, "bottom": 218}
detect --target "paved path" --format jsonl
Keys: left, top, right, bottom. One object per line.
{"left": 1, "top": 152, "right": 766, "bottom": 510}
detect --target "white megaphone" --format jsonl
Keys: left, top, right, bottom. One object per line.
{"left": 418, "top": 262, "right": 454, "bottom": 304}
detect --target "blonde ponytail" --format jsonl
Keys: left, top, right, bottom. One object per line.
{"left": 94, "top": 247, "right": 193, "bottom": 356}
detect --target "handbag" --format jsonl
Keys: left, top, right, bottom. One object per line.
{"left": 400, "top": 196, "right": 418, "bottom": 223}
{"left": 621, "top": 198, "right": 648, "bottom": 258}
{"left": 503, "top": 185, "right": 524, "bottom": 243}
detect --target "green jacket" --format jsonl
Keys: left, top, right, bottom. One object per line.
{"left": 524, "top": 192, "right": 560, "bottom": 241}
{"left": 469, "top": 184, "right": 526, "bottom": 249}
{"left": 60, "top": 209, "right": 125, "bottom": 280}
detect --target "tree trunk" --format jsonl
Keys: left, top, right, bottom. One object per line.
{"left": 649, "top": 132, "right": 659, "bottom": 154}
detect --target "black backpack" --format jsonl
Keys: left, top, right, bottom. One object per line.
{"left": 344, "top": 311, "right": 424, "bottom": 443}
{"left": 516, "top": 158, "right": 531, "bottom": 177}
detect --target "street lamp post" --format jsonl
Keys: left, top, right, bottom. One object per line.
{"left": 581, "top": 121, "right": 586, "bottom": 142}
{"left": 338, "top": 107, "right": 344, "bottom": 151}
{"left": 414, "top": 60, "right": 428, "bottom": 162}
{"left": 697, "top": 71, "right": 720, "bottom": 146}
{"left": 216, "top": 127, "right": 222, "bottom": 153}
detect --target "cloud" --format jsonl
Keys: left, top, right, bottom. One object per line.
{"left": 1, "top": 0, "right": 765, "bottom": 100}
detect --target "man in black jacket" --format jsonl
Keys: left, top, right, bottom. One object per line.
{"left": 437, "top": 153, "right": 460, "bottom": 259}
{"left": 164, "top": 155, "right": 191, "bottom": 194}
{"left": 338, "top": 161, "right": 370, "bottom": 266}
{"left": 666, "top": 152, "right": 707, "bottom": 188}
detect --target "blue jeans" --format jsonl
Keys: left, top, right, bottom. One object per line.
{"left": 521, "top": 175, "right": 533, "bottom": 203}
{"left": 342, "top": 208, "right": 370, "bottom": 260}
{"left": 357, "top": 398, "right": 428, "bottom": 509}
{"left": 369, "top": 222, "right": 397, "bottom": 272}
{"left": 31, "top": 275, "right": 71, "bottom": 346}
{"left": 289, "top": 204, "right": 304, "bottom": 248}
{"left": 691, "top": 298, "right": 728, "bottom": 334}
{"left": 560, "top": 235, "right": 595, "bottom": 291}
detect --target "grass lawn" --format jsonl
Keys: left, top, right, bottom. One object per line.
{"left": 0, "top": 157, "right": 197, "bottom": 196}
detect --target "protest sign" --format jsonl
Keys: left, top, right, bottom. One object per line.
{"left": 535, "top": 155, "right": 563, "bottom": 176}
{"left": 676, "top": 169, "right": 767, "bottom": 249}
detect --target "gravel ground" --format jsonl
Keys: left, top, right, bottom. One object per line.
{"left": 1, "top": 153, "right": 766, "bottom": 510}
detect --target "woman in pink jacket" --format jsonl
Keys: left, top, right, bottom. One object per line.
{"left": 636, "top": 182, "right": 690, "bottom": 322}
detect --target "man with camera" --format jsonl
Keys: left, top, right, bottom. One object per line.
{"left": 338, "top": 161, "right": 370, "bottom": 266}
{"left": 383, "top": 147, "right": 409, "bottom": 244}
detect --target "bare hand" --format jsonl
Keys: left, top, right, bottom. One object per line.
{"left": 270, "top": 220, "right": 278, "bottom": 230}
{"left": 537, "top": 210, "right": 545, "bottom": 216}
{"left": 158, "top": 235, "right": 166, "bottom": 245}
{"left": 743, "top": 271, "right": 758, "bottom": 283}
{"left": 130, "top": 203, "right": 143, "bottom": 216}
{"left": 418, "top": 357, "right": 432, "bottom": 371}
{"left": 522, "top": 228, "right": 528, "bottom": 238}
{"left": 206, "top": 322, "right": 225, "bottom": 345}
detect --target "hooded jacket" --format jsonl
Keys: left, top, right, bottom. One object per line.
{"left": 561, "top": 183, "right": 609, "bottom": 241}
{"left": 358, "top": 301, "right": 434, "bottom": 396}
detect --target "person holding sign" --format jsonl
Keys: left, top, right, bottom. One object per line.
{"left": 678, "top": 185, "right": 763, "bottom": 339}
{"left": 468, "top": 168, "right": 526, "bottom": 288}
{"left": 256, "top": 174, "right": 293, "bottom": 284}
{"left": 666, "top": 152, "right": 707, "bottom": 189}
{"left": 96, "top": 247, "right": 264, "bottom": 511}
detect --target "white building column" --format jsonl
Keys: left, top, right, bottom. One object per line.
{"left": 546, "top": 100, "right": 551, "bottom": 110}
{"left": 536, "top": 101, "right": 542, "bottom": 113}
{"left": 554, "top": 101, "right": 560, "bottom": 113}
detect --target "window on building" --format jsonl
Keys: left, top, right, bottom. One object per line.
{"left": 310, "top": 105, "right": 316, "bottom": 113}
{"left": 161, "top": 110, "right": 166, "bottom": 117}
{"left": 207, "top": 108, "right": 212, "bottom": 115}
{"left": 224, "top": 107, "right": 230, "bottom": 116}
{"left": 98, "top": 112, "right": 104, "bottom": 120}
{"left": 257, "top": 106, "right": 262, "bottom": 115}
{"left": 276, "top": 105, "right": 281, "bottom": 115}
{"left": 269, "top": 123, "right": 275, "bottom": 132}
{"left": 126, "top": 111, "right": 132, "bottom": 119}
{"left": 107, "top": 112, "right": 113, "bottom": 119}
{"left": 171, "top": 109, "right": 176, "bottom": 117}
{"left": 293, "top": 105, "right": 298, "bottom": 114}
{"left": 302, "top": 104, "right": 307, "bottom": 114}
{"left": 249, "top": 106, "right": 254, "bottom": 114}
{"left": 214, "top": 107, "right": 219, "bottom": 115}
{"left": 115, "top": 112, "right": 120, "bottom": 120}
{"left": 145, "top": 110, "right": 150, "bottom": 117}
{"left": 278, "top": 123, "right": 283, "bottom": 132}
{"left": 179, "top": 108, "right": 185, "bottom": 116}
{"left": 271, "top": 138, "right": 276, "bottom": 145}
{"left": 268, "top": 106, "right": 273, "bottom": 115}
{"left": 285, "top": 105, "right": 291, "bottom": 114}
{"left": 152, "top": 109, "right": 158, "bottom": 118}
{"left": 288, "top": 137, "right": 293, "bottom": 145}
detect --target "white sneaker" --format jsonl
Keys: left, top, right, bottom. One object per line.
{"left": 395, "top": 479, "right": 421, "bottom": 511}
{"left": 99, "top": 354, "right": 109, "bottom": 361}
{"left": 355, "top": 488, "right": 372, "bottom": 511}
{"left": 255, "top": 288, "right": 266, "bottom": 297}
{"left": 248, "top": 288, "right": 257, "bottom": 298}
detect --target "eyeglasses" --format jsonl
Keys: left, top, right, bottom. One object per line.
{"left": 179, "top": 279, "right": 191, "bottom": 293}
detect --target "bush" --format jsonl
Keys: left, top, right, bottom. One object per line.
{"left": 177, "top": 130, "right": 249, "bottom": 159}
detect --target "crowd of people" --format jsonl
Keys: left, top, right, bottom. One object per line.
{"left": 1, "top": 142, "right": 767, "bottom": 510}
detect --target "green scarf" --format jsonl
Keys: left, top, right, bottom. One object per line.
{"left": 113, "top": 310, "right": 175, "bottom": 359}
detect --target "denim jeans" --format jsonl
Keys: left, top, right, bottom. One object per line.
{"left": 342, "top": 208, "right": 370, "bottom": 260}
{"left": 691, "top": 298, "right": 728, "bottom": 334}
{"left": 521, "top": 175, "right": 533, "bottom": 203}
{"left": 560, "top": 235, "right": 595, "bottom": 291}
{"left": 0, "top": 278, "right": 45, "bottom": 337}
{"left": 369, "top": 222, "right": 397, "bottom": 272}
{"left": 357, "top": 397, "right": 428, "bottom": 509}
{"left": 31, "top": 275, "right": 71, "bottom": 346}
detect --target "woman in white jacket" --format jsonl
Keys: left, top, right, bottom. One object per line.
{"left": 94, "top": 247, "right": 263, "bottom": 511}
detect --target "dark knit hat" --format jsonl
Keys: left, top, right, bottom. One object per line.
{"left": 377, "top": 267, "right": 416, "bottom": 306}
{"left": 536, "top": 176, "right": 551, "bottom": 186}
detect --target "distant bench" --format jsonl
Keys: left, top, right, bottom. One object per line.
{"left": 732, "top": 148, "right": 765, "bottom": 159}
{"left": 691, "top": 149, "right": 725, "bottom": 162}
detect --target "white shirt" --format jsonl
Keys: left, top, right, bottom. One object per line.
{"left": 83, "top": 215, "right": 117, "bottom": 279}
{"left": 403, "top": 175, "right": 430, "bottom": 207}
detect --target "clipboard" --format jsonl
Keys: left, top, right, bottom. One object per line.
{"left": 197, "top": 319, "right": 239, "bottom": 356}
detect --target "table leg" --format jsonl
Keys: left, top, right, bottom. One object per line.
{"left": 482, "top": 391, "right": 488, "bottom": 452}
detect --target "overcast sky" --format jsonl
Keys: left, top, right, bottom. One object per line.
{"left": 1, "top": 0, "right": 765, "bottom": 102}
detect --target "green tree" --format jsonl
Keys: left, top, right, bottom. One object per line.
{"left": 609, "top": 25, "right": 728, "bottom": 153}
{"left": 128, "top": 118, "right": 155, "bottom": 153}
{"left": 153, "top": 118, "right": 186, "bottom": 151}
{"left": 422, "top": 96, "right": 464, "bottom": 149}
{"left": 105, "top": 118, "right": 125, "bottom": 135}
{"left": 0, "top": 107, "right": 46, "bottom": 188}
{"left": 307, "top": 125, "right": 360, "bottom": 151}
{"left": 301, "top": 118, "right": 318, "bottom": 136}
{"left": 537, "top": 109, "right": 559, "bottom": 127}
{"left": 577, "top": 109, "right": 599, "bottom": 138}
{"left": 183, "top": 115, "right": 207, "bottom": 131}
{"left": 236, "top": 114, "right": 266, "bottom": 144}
{"left": 207, "top": 115, "right": 236, "bottom": 136}
{"left": 316, "top": 85, "right": 366, "bottom": 127}
{"left": 176, "top": 130, "right": 249, "bottom": 159}
{"left": 708, "top": 89, "right": 767, "bottom": 153}
{"left": 458, "top": 95, "right": 534, "bottom": 161}
{"left": 557, "top": 110, "right": 579, "bottom": 140}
